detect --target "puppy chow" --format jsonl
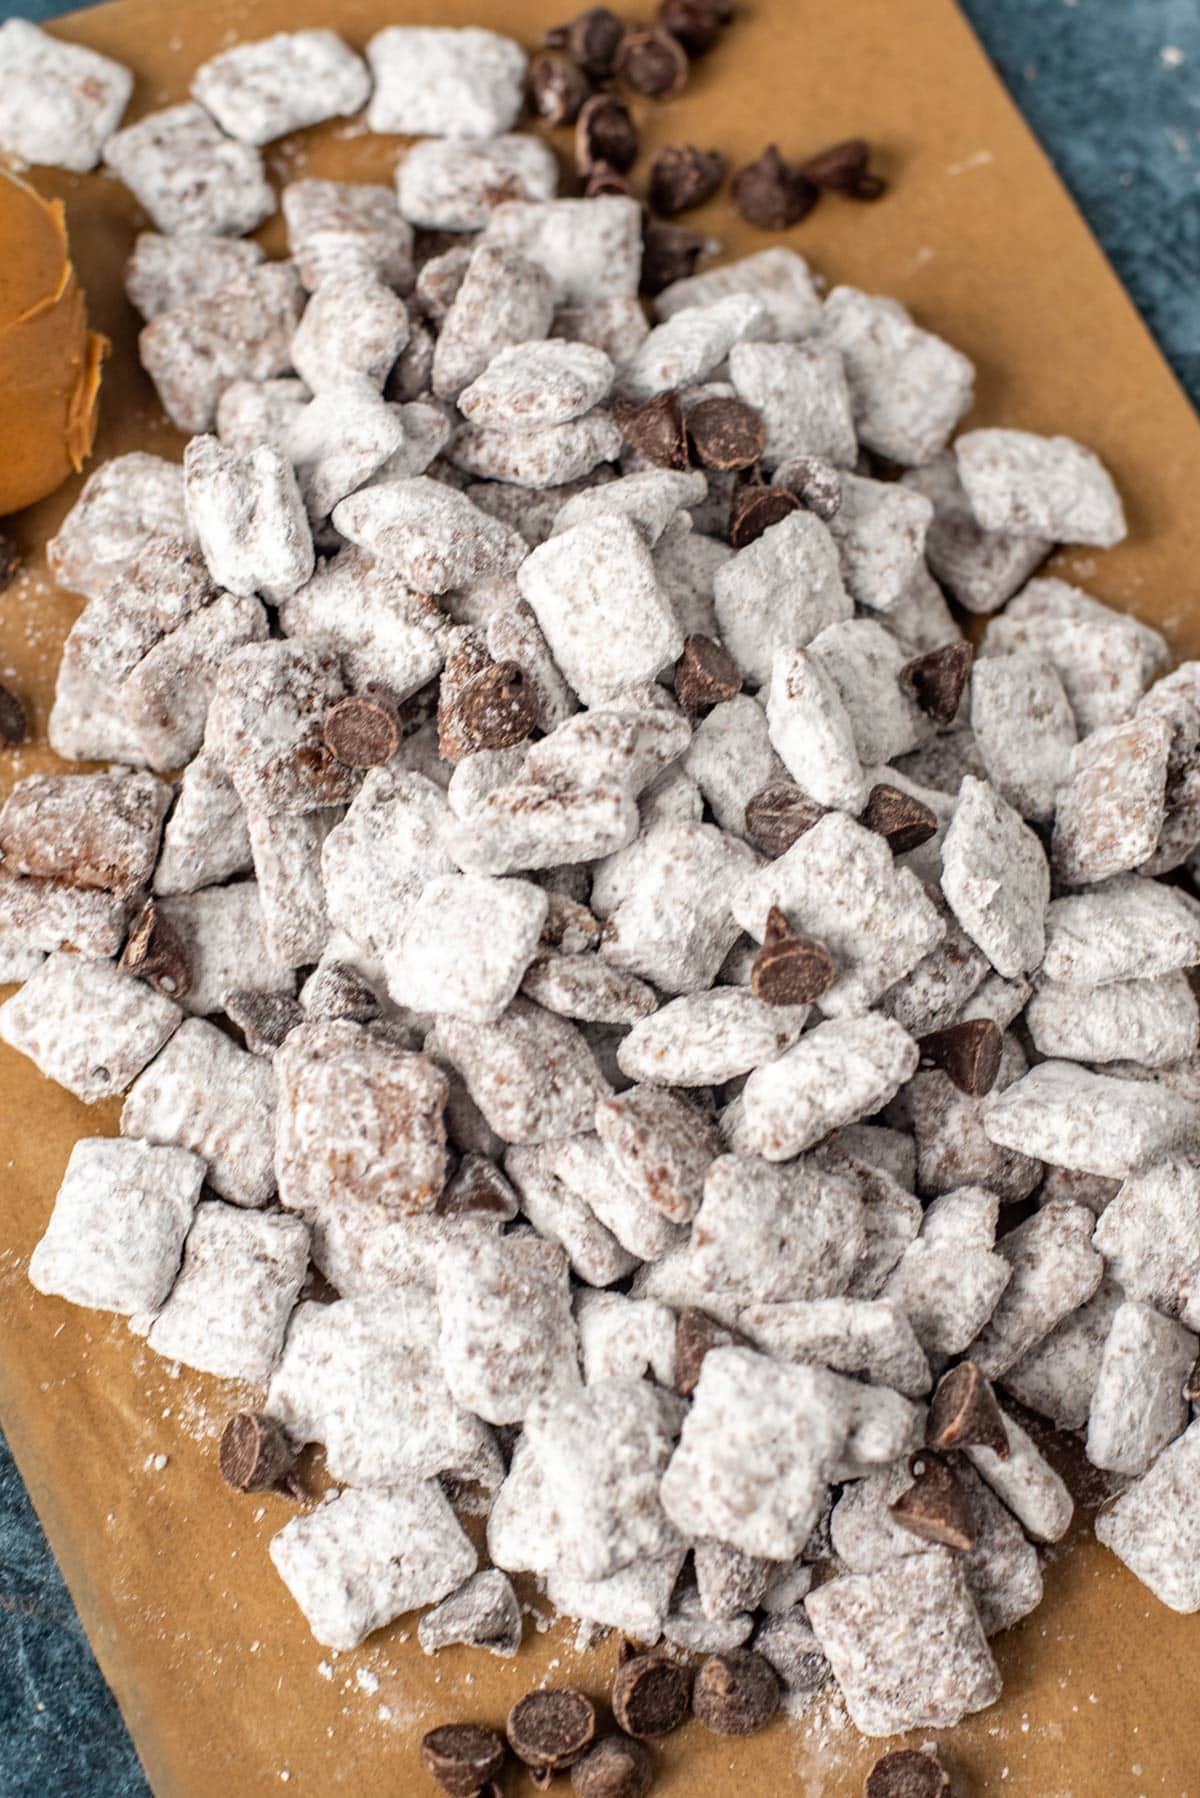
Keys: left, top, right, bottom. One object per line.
{"left": 820, "top": 285, "right": 975, "bottom": 466}
{"left": 480, "top": 197, "right": 643, "bottom": 304}
{"left": 191, "top": 30, "right": 370, "bottom": 145}
{"left": 982, "top": 577, "right": 1167, "bottom": 736}
{"left": 825, "top": 472, "right": 934, "bottom": 615}
{"left": 125, "top": 231, "right": 264, "bottom": 322}
{"left": 153, "top": 753, "right": 251, "bottom": 897}
{"left": 956, "top": 427, "right": 1126, "bottom": 548}
{"left": 387, "top": 873, "right": 546, "bottom": 1022}
{"left": 573, "top": 1290, "right": 676, "bottom": 1387}
{"left": 728, "top": 339, "right": 857, "bottom": 469}
{"left": 104, "top": 102, "right": 274, "bottom": 237}
{"left": 397, "top": 134, "right": 557, "bottom": 231}
{"left": 617, "top": 294, "right": 767, "bottom": 403}
{"left": 941, "top": 776, "right": 1049, "bottom": 978}
{"left": 0, "top": 19, "right": 132, "bottom": 171}
{"left": 504, "top": 1146, "right": 638, "bottom": 1288}
{"left": 0, "top": 952, "right": 180, "bottom": 1102}
{"left": 435, "top": 1230, "right": 579, "bottom": 1424}
{"left": 712, "top": 511, "right": 851, "bottom": 688}
{"left": 47, "top": 453, "right": 189, "bottom": 603}
{"left": 984, "top": 1061, "right": 1193, "bottom": 1180}
{"left": 333, "top": 475, "right": 525, "bottom": 593}
{"left": 1094, "top": 1419, "right": 1200, "bottom": 1613}
{"left": 122, "top": 1017, "right": 277, "bottom": 1208}
{"left": 900, "top": 452, "right": 1050, "bottom": 615}
{"left": 366, "top": 26, "right": 526, "bottom": 138}
{"left": 432, "top": 244, "right": 555, "bottom": 398}
{"left": 1052, "top": 714, "right": 1171, "bottom": 887}
{"left": 740, "top": 1015, "right": 919, "bottom": 1163}
{"left": 157, "top": 883, "right": 297, "bottom": 1016}
{"left": 653, "top": 246, "right": 823, "bottom": 341}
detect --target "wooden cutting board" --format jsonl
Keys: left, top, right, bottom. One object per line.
{"left": 3, "top": 0, "right": 1200, "bottom": 1791}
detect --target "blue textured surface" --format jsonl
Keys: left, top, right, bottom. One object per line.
{"left": 1, "top": 2, "right": 1199, "bottom": 1794}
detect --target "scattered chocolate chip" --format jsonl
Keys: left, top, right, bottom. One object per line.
{"left": 225, "top": 989, "right": 305, "bottom": 1054}
{"left": 507, "top": 1690, "right": 597, "bottom": 1772}
{"left": 673, "top": 633, "right": 742, "bottom": 712}
{"left": 420, "top": 1723, "right": 508, "bottom": 1798}
{"left": 570, "top": 1734, "right": 653, "bottom": 1798}
{"left": 927, "top": 1361, "right": 1011, "bottom": 1460}
{"left": 649, "top": 144, "right": 727, "bottom": 216}
{"left": 890, "top": 1451, "right": 977, "bottom": 1552}
{"left": 796, "top": 135, "right": 876, "bottom": 195}
{"left": 860, "top": 782, "right": 939, "bottom": 855}
{"left": 528, "top": 48, "right": 593, "bottom": 125}
{"left": 692, "top": 1649, "right": 780, "bottom": 1736}
{"left": 457, "top": 660, "right": 539, "bottom": 753}
{"left": 750, "top": 905, "right": 836, "bottom": 1007}
{"left": 118, "top": 899, "right": 192, "bottom": 1000}
{"left": 900, "top": 640, "right": 974, "bottom": 727}
{"left": 323, "top": 693, "right": 401, "bottom": 768}
{"left": 0, "top": 679, "right": 28, "bottom": 745}
{"left": 303, "top": 959, "right": 380, "bottom": 1024}
{"left": 675, "top": 1306, "right": 750, "bottom": 1397}
{"left": 437, "top": 1157, "right": 516, "bottom": 1221}
{"left": 219, "top": 1412, "right": 298, "bottom": 1495}
{"left": 612, "top": 1654, "right": 691, "bottom": 1738}
{"left": 656, "top": 0, "right": 726, "bottom": 57}
{"left": 559, "top": 6, "right": 626, "bottom": 77}
{"left": 0, "top": 534, "right": 20, "bottom": 594}
{"left": 576, "top": 92, "right": 638, "bottom": 176}
{"left": 744, "top": 781, "right": 825, "bottom": 856}
{"left": 732, "top": 145, "right": 817, "bottom": 230}
{"left": 918, "top": 1017, "right": 1004, "bottom": 1098}
{"left": 639, "top": 221, "right": 709, "bottom": 296}
{"left": 615, "top": 28, "right": 689, "bottom": 97}
{"left": 585, "top": 164, "right": 636, "bottom": 199}
{"left": 865, "top": 1748, "right": 951, "bottom": 1798}
{"left": 780, "top": 455, "right": 842, "bottom": 520}
{"left": 612, "top": 391, "right": 689, "bottom": 470}
{"left": 686, "top": 395, "right": 765, "bottom": 470}
{"left": 728, "top": 480, "right": 799, "bottom": 548}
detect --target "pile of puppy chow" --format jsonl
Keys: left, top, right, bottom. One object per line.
{"left": 5, "top": 9, "right": 1200, "bottom": 1789}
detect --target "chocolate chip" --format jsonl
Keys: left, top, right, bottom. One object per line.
{"left": 615, "top": 28, "right": 689, "bottom": 97}
{"left": 0, "top": 679, "right": 28, "bottom": 745}
{"left": 744, "top": 781, "right": 825, "bottom": 856}
{"left": 561, "top": 6, "right": 626, "bottom": 77}
{"left": 612, "top": 1654, "right": 691, "bottom": 1738}
{"left": 639, "top": 222, "right": 709, "bottom": 296}
{"left": 732, "top": 145, "right": 817, "bottom": 230}
{"left": 686, "top": 396, "right": 765, "bottom": 471}
{"left": 612, "top": 391, "right": 689, "bottom": 470}
{"left": 728, "top": 480, "right": 799, "bottom": 548}
{"left": 576, "top": 92, "right": 638, "bottom": 176}
{"left": 675, "top": 1306, "right": 750, "bottom": 1397}
{"left": 420, "top": 1723, "right": 508, "bottom": 1797}
{"left": 118, "top": 899, "right": 192, "bottom": 1000}
{"left": 750, "top": 905, "right": 836, "bottom": 1006}
{"left": 648, "top": 144, "right": 727, "bottom": 216}
{"left": 796, "top": 136, "right": 885, "bottom": 203}
{"left": 570, "top": 1734, "right": 653, "bottom": 1798}
{"left": 437, "top": 1157, "right": 516, "bottom": 1220}
{"left": 585, "top": 164, "right": 636, "bottom": 199}
{"left": 457, "top": 660, "right": 539, "bottom": 753}
{"left": 323, "top": 693, "right": 401, "bottom": 768}
{"left": 780, "top": 455, "right": 842, "bottom": 520}
{"left": 673, "top": 633, "right": 742, "bottom": 713}
{"left": 616, "top": 1636, "right": 642, "bottom": 1666}
{"left": 0, "top": 534, "right": 20, "bottom": 594}
{"left": 926, "top": 1361, "right": 1011, "bottom": 1460}
{"left": 900, "top": 640, "right": 974, "bottom": 727}
{"left": 889, "top": 1451, "right": 977, "bottom": 1552}
{"left": 528, "top": 49, "right": 593, "bottom": 125}
{"left": 692, "top": 1650, "right": 780, "bottom": 1736}
{"left": 860, "top": 782, "right": 939, "bottom": 855}
{"left": 918, "top": 1017, "right": 1003, "bottom": 1098}
{"left": 225, "top": 989, "right": 306, "bottom": 1054}
{"left": 219, "top": 1412, "right": 298, "bottom": 1494}
{"left": 656, "top": 0, "right": 726, "bottom": 57}
{"left": 865, "top": 1748, "right": 951, "bottom": 1798}
{"left": 303, "top": 959, "right": 380, "bottom": 1024}
{"left": 507, "top": 1690, "right": 597, "bottom": 1772}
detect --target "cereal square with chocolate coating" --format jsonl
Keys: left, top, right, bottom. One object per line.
{"left": 146, "top": 1200, "right": 309, "bottom": 1381}
{"left": 982, "top": 578, "right": 1167, "bottom": 736}
{"left": 728, "top": 340, "right": 857, "bottom": 470}
{"left": 821, "top": 286, "right": 974, "bottom": 466}
{"left": 966, "top": 1404, "right": 1074, "bottom": 1543}
{"left": 0, "top": 19, "right": 132, "bottom": 172}
{"left": 740, "top": 1015, "right": 919, "bottom": 1162}
{"left": 1001, "top": 1273, "right": 1123, "bottom": 1430}
{"left": 1095, "top": 1418, "right": 1200, "bottom": 1612}
{"left": 683, "top": 696, "right": 788, "bottom": 837}
{"left": 574, "top": 1289, "right": 676, "bottom": 1386}
{"left": 901, "top": 452, "right": 1050, "bottom": 615}
{"left": 122, "top": 1017, "right": 277, "bottom": 1208}
{"left": 284, "top": 384, "right": 406, "bottom": 521}
{"left": 594, "top": 1084, "right": 719, "bottom": 1225}
{"left": 430, "top": 998, "right": 608, "bottom": 1146}
{"left": 969, "top": 653, "right": 1076, "bottom": 824}
{"left": 291, "top": 275, "right": 410, "bottom": 395}
{"left": 276, "top": 1019, "right": 447, "bottom": 1219}
{"left": 984, "top": 1062, "right": 1193, "bottom": 1179}
{"left": 366, "top": 25, "right": 525, "bottom": 136}
{"left": 598, "top": 821, "right": 756, "bottom": 996}
{"left": 245, "top": 809, "right": 338, "bottom": 970}
{"left": 1042, "top": 876, "right": 1200, "bottom": 986}
{"left": 205, "top": 641, "right": 354, "bottom": 815}
{"left": 1026, "top": 971, "right": 1199, "bottom": 1068}
{"left": 881, "top": 1185, "right": 1012, "bottom": 1358}
{"left": 436, "top": 1230, "right": 579, "bottom": 1423}
{"left": 740, "top": 1296, "right": 931, "bottom": 1397}
{"left": 896, "top": 1033, "right": 1043, "bottom": 1201}
{"left": 387, "top": 873, "right": 546, "bottom": 1022}
{"left": 1052, "top": 715, "right": 1171, "bottom": 887}
{"left": 764, "top": 646, "right": 867, "bottom": 811}
{"left": 48, "top": 455, "right": 190, "bottom": 603}
{"left": 956, "top": 427, "right": 1126, "bottom": 548}
{"left": 105, "top": 102, "right": 274, "bottom": 237}
{"left": 192, "top": 30, "right": 369, "bottom": 145}
{"left": 825, "top": 472, "right": 934, "bottom": 615}
{"left": 617, "top": 987, "right": 808, "bottom": 1087}
{"left": 271, "top": 1481, "right": 476, "bottom": 1650}
{"left": 1091, "top": 1155, "right": 1200, "bottom": 1323}
{"left": 283, "top": 179, "right": 413, "bottom": 293}
{"left": 941, "top": 777, "right": 1049, "bottom": 977}
{"left": 448, "top": 410, "right": 623, "bottom": 489}
{"left": 654, "top": 246, "right": 823, "bottom": 341}
{"left": 157, "top": 881, "right": 296, "bottom": 1015}
{"left": 481, "top": 197, "right": 642, "bottom": 305}
{"left": 617, "top": 294, "right": 767, "bottom": 404}
{"left": 397, "top": 134, "right": 557, "bottom": 231}
{"left": 322, "top": 769, "right": 456, "bottom": 966}
{"left": 461, "top": 342, "right": 614, "bottom": 432}
{"left": 0, "top": 877, "right": 135, "bottom": 961}
{"left": 28, "top": 1138, "right": 201, "bottom": 1315}
{"left": 808, "top": 618, "right": 931, "bottom": 766}
{"left": 153, "top": 752, "right": 251, "bottom": 897}
{"left": 216, "top": 377, "right": 310, "bottom": 453}
{"left": 280, "top": 551, "right": 447, "bottom": 701}
{"left": 712, "top": 511, "right": 851, "bottom": 689}
{"left": 184, "top": 439, "right": 314, "bottom": 604}
{"left": 970, "top": 1200, "right": 1104, "bottom": 1378}
{"left": 432, "top": 245, "right": 556, "bottom": 399}
{"left": 689, "top": 1153, "right": 864, "bottom": 1305}
{"left": 125, "top": 231, "right": 265, "bottom": 323}
{"left": 0, "top": 953, "right": 181, "bottom": 1102}
{"left": 545, "top": 1135, "right": 685, "bottom": 1263}
{"left": 333, "top": 476, "right": 526, "bottom": 594}
{"left": 0, "top": 770, "right": 169, "bottom": 897}
{"left": 504, "top": 1145, "right": 638, "bottom": 1287}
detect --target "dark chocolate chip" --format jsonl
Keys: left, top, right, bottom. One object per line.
{"left": 728, "top": 481, "right": 799, "bottom": 548}
{"left": 585, "top": 164, "right": 636, "bottom": 199}
{"left": 570, "top": 1734, "right": 654, "bottom": 1798}
{"left": 918, "top": 1017, "right": 1003, "bottom": 1098}
{"left": 649, "top": 144, "right": 727, "bottom": 216}
{"left": 926, "top": 1361, "right": 1011, "bottom": 1460}
{"left": 675, "top": 1306, "right": 750, "bottom": 1397}
{"left": 744, "top": 781, "right": 825, "bottom": 856}
{"left": 849, "top": 171, "right": 888, "bottom": 199}
{"left": 656, "top": 0, "right": 726, "bottom": 57}
{"left": 0, "top": 679, "right": 28, "bottom": 745}
{"left": 732, "top": 145, "right": 818, "bottom": 230}
{"left": 420, "top": 1723, "right": 507, "bottom": 1797}
{"left": 0, "top": 534, "right": 20, "bottom": 594}
{"left": 459, "top": 660, "right": 539, "bottom": 753}
{"left": 303, "top": 959, "right": 380, "bottom": 1024}
{"left": 639, "top": 222, "right": 709, "bottom": 296}
{"left": 323, "top": 693, "right": 401, "bottom": 768}
{"left": 528, "top": 49, "right": 593, "bottom": 125}
{"left": 612, "top": 391, "right": 689, "bottom": 470}
{"left": 562, "top": 6, "right": 626, "bottom": 77}
{"left": 225, "top": 989, "right": 306, "bottom": 1055}
{"left": 686, "top": 396, "right": 765, "bottom": 470}
{"left": 900, "top": 640, "right": 974, "bottom": 727}
{"left": 798, "top": 137, "right": 872, "bottom": 191}
{"left": 615, "top": 28, "right": 689, "bottom": 97}
{"left": 673, "top": 633, "right": 742, "bottom": 713}
{"left": 118, "top": 899, "right": 192, "bottom": 1000}
{"left": 692, "top": 1650, "right": 780, "bottom": 1736}
{"left": 865, "top": 1748, "right": 951, "bottom": 1798}
{"left": 576, "top": 92, "right": 638, "bottom": 176}
{"left": 779, "top": 455, "right": 843, "bottom": 520}
{"left": 860, "top": 782, "right": 939, "bottom": 855}
{"left": 219, "top": 1412, "right": 298, "bottom": 1495}
{"left": 437, "top": 1156, "right": 516, "bottom": 1221}
{"left": 439, "top": 630, "right": 496, "bottom": 762}
{"left": 890, "top": 1451, "right": 977, "bottom": 1551}
{"left": 751, "top": 905, "right": 836, "bottom": 1006}
{"left": 612, "top": 1654, "right": 691, "bottom": 1738}
{"left": 616, "top": 1636, "right": 642, "bottom": 1666}
{"left": 507, "top": 1689, "right": 597, "bottom": 1771}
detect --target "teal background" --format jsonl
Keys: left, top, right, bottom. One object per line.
{"left": 1, "top": 0, "right": 1198, "bottom": 1791}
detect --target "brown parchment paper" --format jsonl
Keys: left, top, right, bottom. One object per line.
{"left": 3, "top": 0, "right": 1200, "bottom": 1792}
